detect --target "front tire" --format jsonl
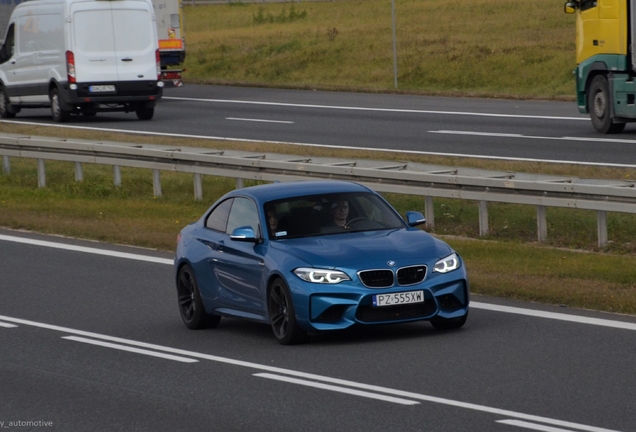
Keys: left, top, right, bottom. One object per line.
{"left": 268, "top": 278, "right": 307, "bottom": 345}
{"left": 50, "top": 88, "right": 70, "bottom": 123}
{"left": 588, "top": 75, "right": 626, "bottom": 134}
{"left": 430, "top": 311, "right": 468, "bottom": 330}
{"left": 176, "top": 264, "right": 221, "bottom": 329}
{"left": 0, "top": 88, "right": 16, "bottom": 119}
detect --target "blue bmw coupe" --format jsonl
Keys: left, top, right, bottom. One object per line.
{"left": 175, "top": 180, "right": 469, "bottom": 344}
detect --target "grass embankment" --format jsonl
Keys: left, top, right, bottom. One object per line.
{"left": 1, "top": 125, "right": 635, "bottom": 315}
{"left": 183, "top": 0, "right": 575, "bottom": 99}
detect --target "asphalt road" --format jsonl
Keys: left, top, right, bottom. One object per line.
{"left": 4, "top": 84, "right": 636, "bottom": 167}
{"left": 1, "top": 228, "right": 635, "bottom": 432}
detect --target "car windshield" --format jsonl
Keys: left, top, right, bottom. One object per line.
{"left": 265, "top": 192, "right": 405, "bottom": 240}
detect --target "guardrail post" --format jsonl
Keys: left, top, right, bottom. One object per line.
{"left": 114, "top": 166, "right": 121, "bottom": 187}
{"left": 425, "top": 196, "right": 435, "bottom": 229}
{"left": 74, "top": 162, "right": 83, "bottom": 182}
{"left": 597, "top": 210, "right": 608, "bottom": 247}
{"left": 37, "top": 159, "right": 46, "bottom": 188}
{"left": 236, "top": 178, "right": 244, "bottom": 189}
{"left": 537, "top": 206, "right": 547, "bottom": 242}
{"left": 194, "top": 173, "right": 203, "bottom": 200}
{"left": 153, "top": 169, "right": 162, "bottom": 197}
{"left": 2, "top": 156, "right": 9, "bottom": 174}
{"left": 479, "top": 201, "right": 489, "bottom": 236}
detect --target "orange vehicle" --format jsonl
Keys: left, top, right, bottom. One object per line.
{"left": 154, "top": 0, "right": 185, "bottom": 87}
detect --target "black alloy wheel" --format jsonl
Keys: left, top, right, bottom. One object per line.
{"left": 268, "top": 278, "right": 307, "bottom": 345}
{"left": 177, "top": 264, "right": 220, "bottom": 329}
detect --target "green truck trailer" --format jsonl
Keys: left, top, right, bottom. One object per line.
{"left": 565, "top": 0, "right": 636, "bottom": 133}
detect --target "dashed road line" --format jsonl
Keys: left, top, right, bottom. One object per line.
{"left": 62, "top": 336, "right": 199, "bottom": 363}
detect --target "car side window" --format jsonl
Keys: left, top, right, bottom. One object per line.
{"left": 226, "top": 197, "right": 260, "bottom": 235}
{"left": 205, "top": 198, "right": 233, "bottom": 232}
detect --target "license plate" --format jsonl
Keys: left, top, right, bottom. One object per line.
{"left": 89, "top": 85, "right": 115, "bottom": 93}
{"left": 372, "top": 290, "right": 424, "bottom": 307}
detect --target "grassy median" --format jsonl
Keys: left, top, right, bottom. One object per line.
{"left": 1, "top": 124, "right": 635, "bottom": 316}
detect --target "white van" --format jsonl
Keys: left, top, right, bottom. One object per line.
{"left": 0, "top": 0, "right": 163, "bottom": 122}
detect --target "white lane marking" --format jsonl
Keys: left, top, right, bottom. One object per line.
{"left": 497, "top": 419, "right": 579, "bottom": 432}
{"left": 254, "top": 373, "right": 419, "bottom": 405}
{"left": 62, "top": 336, "right": 198, "bottom": 363}
{"left": 226, "top": 117, "right": 294, "bottom": 124}
{"left": 0, "top": 321, "right": 18, "bottom": 328}
{"left": 1, "top": 234, "right": 635, "bottom": 334}
{"left": 0, "top": 119, "right": 623, "bottom": 168}
{"left": 0, "top": 234, "right": 173, "bottom": 265}
{"left": 0, "top": 314, "right": 622, "bottom": 432}
{"left": 470, "top": 302, "right": 636, "bottom": 332}
{"left": 432, "top": 130, "right": 636, "bottom": 145}
{"left": 164, "top": 96, "right": 588, "bottom": 121}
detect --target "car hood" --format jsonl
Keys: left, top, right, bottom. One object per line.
{"left": 270, "top": 228, "right": 452, "bottom": 270}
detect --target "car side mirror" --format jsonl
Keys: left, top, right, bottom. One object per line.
{"left": 406, "top": 211, "right": 426, "bottom": 227}
{"left": 564, "top": 1, "right": 577, "bottom": 13}
{"left": 230, "top": 226, "right": 259, "bottom": 242}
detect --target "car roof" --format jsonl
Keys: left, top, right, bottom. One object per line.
{"left": 228, "top": 180, "right": 373, "bottom": 203}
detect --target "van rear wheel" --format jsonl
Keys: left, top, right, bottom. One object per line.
{"left": 136, "top": 107, "right": 154, "bottom": 120}
{"left": 0, "top": 88, "right": 16, "bottom": 119}
{"left": 50, "top": 89, "right": 70, "bottom": 123}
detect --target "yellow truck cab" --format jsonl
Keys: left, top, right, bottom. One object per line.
{"left": 565, "top": 0, "right": 636, "bottom": 133}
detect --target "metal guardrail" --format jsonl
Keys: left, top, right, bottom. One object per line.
{"left": 1, "top": 132, "right": 635, "bottom": 247}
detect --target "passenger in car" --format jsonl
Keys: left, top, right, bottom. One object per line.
{"left": 267, "top": 208, "right": 279, "bottom": 232}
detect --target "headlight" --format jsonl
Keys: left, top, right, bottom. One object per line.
{"left": 294, "top": 268, "right": 351, "bottom": 284}
{"left": 433, "top": 253, "right": 460, "bottom": 273}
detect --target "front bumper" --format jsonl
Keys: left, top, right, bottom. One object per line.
{"left": 288, "top": 269, "right": 469, "bottom": 332}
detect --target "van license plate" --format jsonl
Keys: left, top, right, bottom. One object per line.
{"left": 89, "top": 85, "right": 115, "bottom": 93}
{"left": 372, "top": 291, "right": 424, "bottom": 307}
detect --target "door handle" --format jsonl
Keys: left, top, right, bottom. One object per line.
{"left": 121, "top": 58, "right": 133, "bottom": 62}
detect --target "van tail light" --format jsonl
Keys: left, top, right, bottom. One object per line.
{"left": 156, "top": 49, "right": 161, "bottom": 81}
{"left": 66, "top": 50, "right": 76, "bottom": 84}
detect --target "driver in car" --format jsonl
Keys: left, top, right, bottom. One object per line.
{"left": 330, "top": 198, "right": 349, "bottom": 227}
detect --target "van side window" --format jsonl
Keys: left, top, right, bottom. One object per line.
{"left": 0, "top": 24, "right": 15, "bottom": 64}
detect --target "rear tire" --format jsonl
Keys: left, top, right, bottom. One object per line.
{"left": 0, "top": 88, "right": 16, "bottom": 119}
{"left": 176, "top": 264, "right": 221, "bottom": 329}
{"left": 588, "top": 75, "right": 626, "bottom": 134}
{"left": 50, "top": 88, "right": 70, "bottom": 123}
{"left": 136, "top": 107, "right": 154, "bottom": 120}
